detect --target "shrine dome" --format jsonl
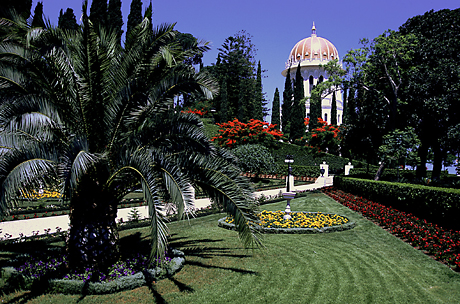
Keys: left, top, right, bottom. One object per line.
{"left": 283, "top": 23, "right": 339, "bottom": 74}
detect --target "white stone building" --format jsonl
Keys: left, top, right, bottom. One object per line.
{"left": 281, "top": 23, "right": 343, "bottom": 125}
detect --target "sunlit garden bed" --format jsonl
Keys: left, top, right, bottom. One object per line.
{"left": 218, "top": 210, "right": 355, "bottom": 234}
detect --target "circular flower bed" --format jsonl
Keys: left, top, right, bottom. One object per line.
{"left": 219, "top": 210, "right": 355, "bottom": 234}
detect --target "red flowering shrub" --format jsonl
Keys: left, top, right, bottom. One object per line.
{"left": 211, "top": 119, "right": 283, "bottom": 149}
{"left": 296, "top": 118, "right": 342, "bottom": 153}
{"left": 181, "top": 107, "right": 208, "bottom": 116}
{"left": 322, "top": 187, "right": 460, "bottom": 271}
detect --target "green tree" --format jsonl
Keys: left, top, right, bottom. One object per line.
{"left": 220, "top": 78, "right": 229, "bottom": 122}
{"left": 107, "top": 0, "right": 123, "bottom": 44}
{"left": 31, "top": 2, "right": 45, "bottom": 28}
{"left": 399, "top": 8, "right": 460, "bottom": 179}
{"left": 58, "top": 8, "right": 79, "bottom": 31}
{"left": 89, "top": 0, "right": 107, "bottom": 30}
{"left": 0, "top": 1, "right": 261, "bottom": 271}
{"left": 271, "top": 88, "right": 281, "bottom": 130}
{"left": 127, "top": 0, "right": 143, "bottom": 38}
{"left": 290, "top": 63, "right": 306, "bottom": 142}
{"left": 331, "top": 92, "right": 337, "bottom": 125}
{"left": 254, "top": 61, "right": 264, "bottom": 121}
{"left": 212, "top": 31, "right": 257, "bottom": 122}
{"left": 281, "top": 66, "right": 292, "bottom": 137}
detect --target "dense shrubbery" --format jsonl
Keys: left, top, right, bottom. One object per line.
{"left": 334, "top": 176, "right": 460, "bottom": 230}
{"left": 232, "top": 144, "right": 278, "bottom": 175}
{"left": 270, "top": 142, "right": 351, "bottom": 174}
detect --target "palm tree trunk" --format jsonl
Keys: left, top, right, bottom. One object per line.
{"left": 66, "top": 192, "right": 120, "bottom": 272}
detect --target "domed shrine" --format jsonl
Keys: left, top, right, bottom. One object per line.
{"left": 281, "top": 23, "right": 343, "bottom": 125}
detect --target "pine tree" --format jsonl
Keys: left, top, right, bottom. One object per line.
{"left": 331, "top": 91, "right": 337, "bottom": 125}
{"left": 282, "top": 67, "right": 293, "bottom": 137}
{"left": 271, "top": 88, "right": 281, "bottom": 130}
{"left": 291, "top": 63, "right": 306, "bottom": 142}
{"left": 58, "top": 8, "right": 79, "bottom": 30}
{"left": 254, "top": 61, "right": 263, "bottom": 121}
{"left": 31, "top": 2, "right": 45, "bottom": 28}
{"left": 108, "top": 0, "right": 123, "bottom": 44}
{"left": 89, "top": 0, "right": 108, "bottom": 30}
{"left": 127, "top": 0, "right": 143, "bottom": 36}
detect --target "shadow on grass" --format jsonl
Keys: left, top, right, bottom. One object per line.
{"left": 185, "top": 260, "right": 257, "bottom": 275}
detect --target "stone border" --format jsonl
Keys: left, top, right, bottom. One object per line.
{"left": 218, "top": 212, "right": 356, "bottom": 234}
{"left": 2, "top": 249, "right": 185, "bottom": 295}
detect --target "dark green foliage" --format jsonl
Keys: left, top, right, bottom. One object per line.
{"left": 220, "top": 78, "right": 229, "bottom": 122}
{"left": 331, "top": 92, "right": 337, "bottom": 125}
{"left": 254, "top": 61, "right": 264, "bottom": 121}
{"left": 31, "top": 2, "right": 45, "bottom": 28}
{"left": 212, "top": 31, "right": 258, "bottom": 123}
{"left": 127, "top": 0, "right": 143, "bottom": 38}
{"left": 108, "top": 0, "right": 123, "bottom": 44}
{"left": 271, "top": 88, "right": 281, "bottom": 129}
{"left": 0, "top": 0, "right": 32, "bottom": 19}
{"left": 143, "top": 1, "right": 153, "bottom": 33}
{"left": 232, "top": 144, "right": 278, "bottom": 176}
{"left": 282, "top": 67, "right": 292, "bottom": 136}
{"left": 308, "top": 92, "right": 321, "bottom": 131}
{"left": 89, "top": 0, "right": 107, "bottom": 29}
{"left": 290, "top": 63, "right": 306, "bottom": 142}
{"left": 58, "top": 8, "right": 79, "bottom": 31}
{"left": 334, "top": 176, "right": 460, "bottom": 230}
{"left": 342, "top": 83, "right": 348, "bottom": 124}
{"left": 399, "top": 8, "right": 460, "bottom": 179}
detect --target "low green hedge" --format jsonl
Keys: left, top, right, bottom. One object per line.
{"left": 348, "top": 168, "right": 450, "bottom": 181}
{"left": 334, "top": 176, "right": 460, "bottom": 230}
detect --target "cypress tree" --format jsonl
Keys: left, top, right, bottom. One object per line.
{"left": 271, "top": 88, "right": 281, "bottom": 130}
{"left": 254, "top": 61, "right": 263, "bottom": 121}
{"left": 144, "top": 1, "right": 153, "bottom": 33}
{"left": 342, "top": 84, "right": 348, "bottom": 124}
{"left": 309, "top": 87, "right": 322, "bottom": 132}
{"left": 346, "top": 86, "right": 356, "bottom": 125}
{"left": 331, "top": 91, "right": 337, "bottom": 125}
{"left": 282, "top": 67, "right": 293, "bottom": 136}
{"left": 108, "top": 0, "right": 123, "bottom": 44}
{"left": 291, "top": 63, "right": 306, "bottom": 142}
{"left": 89, "top": 0, "right": 108, "bottom": 30}
{"left": 58, "top": 8, "right": 79, "bottom": 31}
{"left": 31, "top": 2, "right": 45, "bottom": 28}
{"left": 220, "top": 78, "right": 229, "bottom": 123}
{"left": 127, "top": 0, "right": 143, "bottom": 36}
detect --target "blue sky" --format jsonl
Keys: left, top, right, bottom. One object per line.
{"left": 36, "top": 0, "right": 459, "bottom": 122}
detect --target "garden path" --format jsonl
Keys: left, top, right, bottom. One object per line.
{"left": 0, "top": 177, "right": 333, "bottom": 239}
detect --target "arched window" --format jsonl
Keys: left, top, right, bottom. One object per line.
{"left": 324, "top": 113, "right": 328, "bottom": 123}
{"left": 319, "top": 75, "right": 324, "bottom": 83}
{"left": 309, "top": 76, "right": 314, "bottom": 94}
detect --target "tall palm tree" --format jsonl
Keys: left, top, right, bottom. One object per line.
{"left": 0, "top": 2, "right": 261, "bottom": 272}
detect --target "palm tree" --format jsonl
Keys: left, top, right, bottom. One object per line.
{"left": 0, "top": 2, "right": 261, "bottom": 272}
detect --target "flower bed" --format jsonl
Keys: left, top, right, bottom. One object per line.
{"left": 2, "top": 249, "right": 185, "bottom": 294}
{"left": 322, "top": 187, "right": 460, "bottom": 271}
{"left": 219, "top": 210, "right": 355, "bottom": 234}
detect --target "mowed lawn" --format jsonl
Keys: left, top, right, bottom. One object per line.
{"left": 2, "top": 191, "right": 460, "bottom": 303}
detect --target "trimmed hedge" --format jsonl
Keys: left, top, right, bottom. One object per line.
{"left": 348, "top": 168, "right": 451, "bottom": 181}
{"left": 334, "top": 176, "right": 460, "bottom": 230}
